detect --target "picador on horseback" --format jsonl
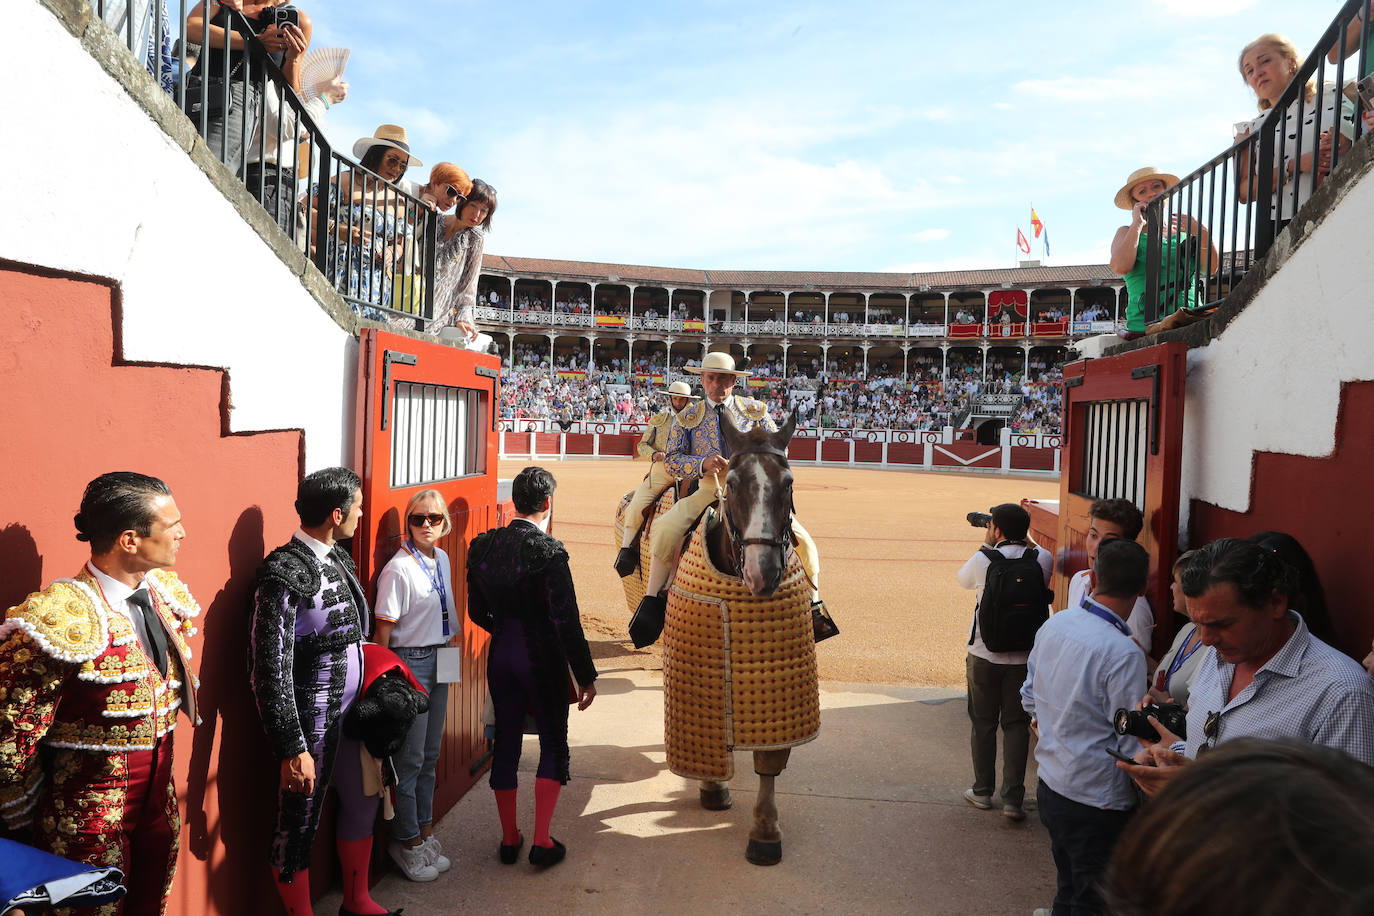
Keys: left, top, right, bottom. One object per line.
{"left": 612, "top": 380, "right": 699, "bottom": 579}
{"left": 626, "top": 350, "right": 825, "bottom": 655}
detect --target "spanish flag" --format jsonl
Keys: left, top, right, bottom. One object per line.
{"left": 1030, "top": 208, "right": 1044, "bottom": 238}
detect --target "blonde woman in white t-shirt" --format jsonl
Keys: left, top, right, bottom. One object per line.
{"left": 374, "top": 489, "right": 457, "bottom": 882}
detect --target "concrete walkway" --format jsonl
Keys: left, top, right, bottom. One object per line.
{"left": 320, "top": 666, "right": 1054, "bottom": 915}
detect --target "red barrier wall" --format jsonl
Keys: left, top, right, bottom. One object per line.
{"left": 0, "top": 265, "right": 305, "bottom": 914}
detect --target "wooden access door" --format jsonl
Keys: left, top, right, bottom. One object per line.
{"left": 353, "top": 328, "right": 501, "bottom": 810}
{"left": 1057, "top": 341, "right": 1186, "bottom": 657}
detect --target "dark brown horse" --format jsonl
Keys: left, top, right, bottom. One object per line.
{"left": 694, "top": 408, "right": 809, "bottom": 865}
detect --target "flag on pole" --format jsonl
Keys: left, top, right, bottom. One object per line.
{"left": 1016, "top": 228, "right": 1031, "bottom": 254}
{"left": 1030, "top": 208, "right": 1044, "bottom": 238}
{"left": 1043, "top": 226, "right": 1051, "bottom": 257}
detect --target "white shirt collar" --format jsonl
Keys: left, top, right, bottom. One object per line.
{"left": 86, "top": 560, "right": 145, "bottom": 603}
{"left": 706, "top": 394, "right": 734, "bottom": 411}
{"left": 293, "top": 529, "right": 335, "bottom": 561}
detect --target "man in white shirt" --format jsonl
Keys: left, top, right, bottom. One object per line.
{"left": 1064, "top": 498, "right": 1155, "bottom": 658}
{"left": 956, "top": 503, "right": 1053, "bottom": 821}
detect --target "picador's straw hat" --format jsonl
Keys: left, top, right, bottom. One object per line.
{"left": 683, "top": 351, "right": 751, "bottom": 377}
{"left": 656, "top": 380, "right": 700, "bottom": 399}
{"left": 1114, "top": 166, "right": 1179, "bottom": 210}
{"left": 352, "top": 124, "right": 423, "bottom": 168}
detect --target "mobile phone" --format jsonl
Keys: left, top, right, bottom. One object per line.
{"left": 1106, "top": 746, "right": 1137, "bottom": 765}
{"left": 265, "top": 6, "right": 299, "bottom": 28}
{"left": 1358, "top": 74, "right": 1374, "bottom": 111}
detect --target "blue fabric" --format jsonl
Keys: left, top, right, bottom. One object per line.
{"left": 1185, "top": 611, "right": 1374, "bottom": 763}
{"left": 1037, "top": 780, "right": 1134, "bottom": 916}
{"left": 0, "top": 837, "right": 125, "bottom": 912}
{"left": 1021, "top": 605, "right": 1144, "bottom": 810}
{"left": 390, "top": 646, "right": 449, "bottom": 841}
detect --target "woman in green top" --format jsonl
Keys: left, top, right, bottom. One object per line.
{"left": 1108, "top": 167, "right": 1219, "bottom": 336}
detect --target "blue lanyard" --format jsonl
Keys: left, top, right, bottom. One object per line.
{"left": 404, "top": 541, "right": 451, "bottom": 638}
{"left": 1165, "top": 626, "right": 1203, "bottom": 683}
{"left": 1079, "top": 597, "right": 1132, "bottom": 638}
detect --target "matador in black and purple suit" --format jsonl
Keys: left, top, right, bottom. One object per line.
{"left": 467, "top": 468, "right": 597, "bottom": 866}
{"left": 249, "top": 533, "right": 375, "bottom": 881}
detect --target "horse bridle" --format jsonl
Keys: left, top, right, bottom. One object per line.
{"left": 720, "top": 443, "right": 797, "bottom": 574}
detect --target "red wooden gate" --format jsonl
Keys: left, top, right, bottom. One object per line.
{"left": 1057, "top": 342, "right": 1186, "bottom": 657}
{"left": 352, "top": 329, "right": 501, "bottom": 810}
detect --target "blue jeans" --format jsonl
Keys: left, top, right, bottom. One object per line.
{"left": 1037, "top": 779, "right": 1135, "bottom": 916}
{"left": 392, "top": 646, "right": 449, "bottom": 842}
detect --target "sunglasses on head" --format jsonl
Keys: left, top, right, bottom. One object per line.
{"left": 409, "top": 513, "right": 445, "bottom": 528}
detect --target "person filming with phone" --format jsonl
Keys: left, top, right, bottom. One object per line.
{"left": 1020, "top": 537, "right": 1151, "bottom": 916}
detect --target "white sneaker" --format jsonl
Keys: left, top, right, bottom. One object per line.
{"left": 422, "top": 836, "right": 452, "bottom": 873}
{"left": 388, "top": 840, "right": 439, "bottom": 882}
{"left": 963, "top": 788, "right": 994, "bottom": 810}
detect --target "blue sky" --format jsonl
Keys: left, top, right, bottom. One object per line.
{"left": 311, "top": 0, "right": 1341, "bottom": 272}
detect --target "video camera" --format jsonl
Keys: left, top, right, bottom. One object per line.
{"left": 966, "top": 511, "right": 992, "bottom": 528}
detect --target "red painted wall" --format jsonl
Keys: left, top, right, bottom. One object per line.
{"left": 1189, "top": 380, "right": 1374, "bottom": 659}
{"left": 0, "top": 265, "right": 306, "bottom": 914}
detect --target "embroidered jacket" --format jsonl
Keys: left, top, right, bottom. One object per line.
{"left": 664, "top": 394, "right": 775, "bottom": 480}
{"left": 0, "top": 568, "right": 201, "bottom": 830}
{"left": 636, "top": 409, "right": 675, "bottom": 459}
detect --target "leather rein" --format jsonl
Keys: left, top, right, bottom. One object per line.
{"left": 718, "top": 443, "right": 797, "bottom": 575}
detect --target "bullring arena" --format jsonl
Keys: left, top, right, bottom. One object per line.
{"left": 521, "top": 459, "right": 1058, "bottom": 688}
{"left": 7, "top": 0, "right": 1374, "bottom": 914}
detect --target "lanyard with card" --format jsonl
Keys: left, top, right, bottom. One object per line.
{"left": 405, "top": 542, "right": 462, "bottom": 683}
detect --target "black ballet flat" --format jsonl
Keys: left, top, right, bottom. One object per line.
{"left": 339, "top": 907, "right": 402, "bottom": 916}
{"left": 499, "top": 833, "right": 524, "bottom": 865}
{"left": 528, "top": 838, "right": 566, "bottom": 867}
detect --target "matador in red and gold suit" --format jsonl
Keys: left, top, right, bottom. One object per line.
{"left": 0, "top": 565, "right": 201, "bottom": 916}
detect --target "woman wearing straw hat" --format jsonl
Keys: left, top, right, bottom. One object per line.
{"left": 629, "top": 351, "right": 823, "bottom": 647}
{"left": 614, "top": 379, "right": 700, "bottom": 577}
{"left": 1107, "top": 167, "right": 1219, "bottom": 337}
{"left": 310, "top": 124, "right": 421, "bottom": 319}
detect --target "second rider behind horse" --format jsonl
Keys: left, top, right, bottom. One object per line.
{"left": 613, "top": 380, "right": 700, "bottom": 577}
{"left": 630, "top": 351, "right": 824, "bottom": 646}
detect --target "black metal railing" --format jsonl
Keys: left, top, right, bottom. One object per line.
{"left": 1142, "top": 0, "right": 1370, "bottom": 325}
{"left": 91, "top": 0, "right": 440, "bottom": 330}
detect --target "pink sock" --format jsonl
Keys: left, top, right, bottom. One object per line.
{"left": 494, "top": 787, "right": 520, "bottom": 845}
{"left": 533, "top": 777, "right": 561, "bottom": 847}
{"left": 272, "top": 867, "right": 313, "bottom": 916}
{"left": 336, "top": 837, "right": 386, "bottom": 915}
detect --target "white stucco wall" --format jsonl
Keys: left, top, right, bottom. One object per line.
{"left": 5, "top": 0, "right": 356, "bottom": 472}
{"left": 1180, "top": 162, "right": 1374, "bottom": 529}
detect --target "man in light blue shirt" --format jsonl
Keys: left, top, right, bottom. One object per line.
{"left": 1022, "top": 538, "right": 1149, "bottom": 916}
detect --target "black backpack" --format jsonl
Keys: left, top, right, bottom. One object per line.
{"left": 974, "top": 545, "right": 1053, "bottom": 653}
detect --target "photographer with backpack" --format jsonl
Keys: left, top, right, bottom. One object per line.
{"left": 956, "top": 502, "right": 1054, "bottom": 822}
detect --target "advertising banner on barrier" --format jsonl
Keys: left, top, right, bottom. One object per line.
{"left": 948, "top": 323, "right": 981, "bottom": 338}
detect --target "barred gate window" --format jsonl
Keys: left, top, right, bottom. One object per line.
{"left": 391, "top": 382, "right": 485, "bottom": 487}
{"left": 1077, "top": 399, "right": 1148, "bottom": 510}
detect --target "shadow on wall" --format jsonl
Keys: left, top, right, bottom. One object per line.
{"left": 185, "top": 506, "right": 281, "bottom": 910}
{"left": 0, "top": 523, "right": 44, "bottom": 612}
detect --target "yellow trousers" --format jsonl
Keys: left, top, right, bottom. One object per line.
{"left": 649, "top": 476, "right": 820, "bottom": 591}
{"left": 622, "top": 461, "right": 677, "bottom": 544}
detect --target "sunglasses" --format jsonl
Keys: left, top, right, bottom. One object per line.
{"left": 445, "top": 185, "right": 465, "bottom": 200}
{"left": 1198, "top": 710, "right": 1221, "bottom": 754}
{"left": 408, "top": 513, "right": 445, "bottom": 528}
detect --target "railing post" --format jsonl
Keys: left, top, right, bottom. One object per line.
{"left": 312, "top": 137, "right": 333, "bottom": 280}
{"left": 1142, "top": 203, "right": 1162, "bottom": 327}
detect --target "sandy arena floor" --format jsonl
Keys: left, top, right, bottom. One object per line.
{"left": 500, "top": 459, "right": 1058, "bottom": 689}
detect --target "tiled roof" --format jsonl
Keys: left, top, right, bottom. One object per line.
{"left": 480, "top": 254, "right": 1120, "bottom": 291}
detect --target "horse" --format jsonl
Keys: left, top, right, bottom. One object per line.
{"left": 659, "top": 407, "right": 820, "bottom": 866}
